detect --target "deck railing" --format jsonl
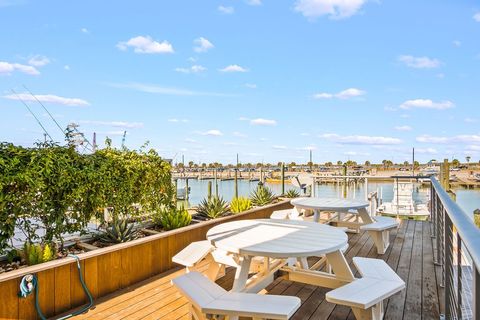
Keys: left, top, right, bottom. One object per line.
{"left": 310, "top": 173, "right": 480, "bottom": 319}
{"left": 431, "top": 177, "right": 480, "bottom": 320}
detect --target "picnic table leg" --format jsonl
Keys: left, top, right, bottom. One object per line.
{"left": 231, "top": 256, "right": 252, "bottom": 292}
{"left": 357, "top": 207, "right": 374, "bottom": 224}
{"left": 313, "top": 209, "right": 321, "bottom": 222}
{"left": 325, "top": 250, "right": 355, "bottom": 282}
{"left": 296, "top": 257, "right": 309, "bottom": 269}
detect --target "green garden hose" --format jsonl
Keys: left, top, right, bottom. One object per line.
{"left": 18, "top": 254, "right": 94, "bottom": 320}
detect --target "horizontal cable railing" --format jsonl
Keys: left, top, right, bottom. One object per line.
{"left": 430, "top": 177, "right": 480, "bottom": 320}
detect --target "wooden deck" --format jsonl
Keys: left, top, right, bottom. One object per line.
{"left": 66, "top": 220, "right": 442, "bottom": 320}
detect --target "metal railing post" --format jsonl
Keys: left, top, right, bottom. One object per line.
{"left": 445, "top": 215, "right": 453, "bottom": 317}
{"left": 474, "top": 266, "right": 480, "bottom": 320}
{"left": 457, "top": 233, "right": 462, "bottom": 320}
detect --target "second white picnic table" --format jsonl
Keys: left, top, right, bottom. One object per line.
{"left": 206, "top": 219, "right": 354, "bottom": 293}
{"left": 291, "top": 197, "right": 373, "bottom": 228}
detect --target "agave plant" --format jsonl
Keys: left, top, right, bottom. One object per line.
{"left": 99, "top": 218, "right": 138, "bottom": 244}
{"left": 250, "top": 185, "right": 276, "bottom": 206}
{"left": 196, "top": 196, "right": 229, "bottom": 220}
{"left": 284, "top": 189, "right": 301, "bottom": 198}
{"left": 230, "top": 197, "right": 252, "bottom": 213}
{"left": 153, "top": 205, "right": 192, "bottom": 231}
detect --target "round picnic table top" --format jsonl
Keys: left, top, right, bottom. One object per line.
{"left": 206, "top": 219, "right": 347, "bottom": 259}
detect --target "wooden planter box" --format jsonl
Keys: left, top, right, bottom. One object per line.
{"left": 0, "top": 200, "right": 292, "bottom": 319}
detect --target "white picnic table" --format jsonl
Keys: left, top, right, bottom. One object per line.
{"left": 290, "top": 197, "right": 373, "bottom": 229}
{"left": 206, "top": 219, "right": 354, "bottom": 293}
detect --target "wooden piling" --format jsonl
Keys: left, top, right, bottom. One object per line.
{"left": 281, "top": 162, "right": 285, "bottom": 195}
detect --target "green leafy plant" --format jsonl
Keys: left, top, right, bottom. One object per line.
{"left": 230, "top": 197, "right": 252, "bottom": 213}
{"left": 99, "top": 218, "right": 138, "bottom": 244}
{"left": 152, "top": 205, "right": 192, "bottom": 231}
{"left": 22, "top": 242, "right": 56, "bottom": 266}
{"left": 284, "top": 189, "right": 301, "bottom": 198}
{"left": 250, "top": 185, "right": 276, "bottom": 206}
{"left": 196, "top": 196, "right": 229, "bottom": 220}
{"left": 0, "top": 141, "right": 175, "bottom": 254}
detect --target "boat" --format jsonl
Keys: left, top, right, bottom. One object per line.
{"left": 377, "top": 181, "right": 430, "bottom": 220}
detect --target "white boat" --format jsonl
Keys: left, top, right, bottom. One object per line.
{"left": 377, "top": 181, "right": 430, "bottom": 220}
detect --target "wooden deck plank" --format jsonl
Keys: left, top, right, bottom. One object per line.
{"left": 67, "top": 221, "right": 439, "bottom": 320}
{"left": 384, "top": 220, "right": 415, "bottom": 320}
{"left": 422, "top": 221, "right": 441, "bottom": 320}
{"left": 403, "top": 221, "right": 424, "bottom": 320}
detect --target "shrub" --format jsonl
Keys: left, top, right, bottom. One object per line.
{"left": 99, "top": 218, "right": 138, "bottom": 244}
{"left": 22, "top": 242, "right": 56, "bottom": 266}
{"left": 230, "top": 197, "right": 252, "bottom": 213}
{"left": 152, "top": 205, "right": 192, "bottom": 231}
{"left": 196, "top": 196, "right": 229, "bottom": 220}
{"left": 0, "top": 141, "right": 175, "bottom": 254}
{"left": 284, "top": 189, "right": 301, "bottom": 198}
{"left": 250, "top": 185, "right": 276, "bottom": 206}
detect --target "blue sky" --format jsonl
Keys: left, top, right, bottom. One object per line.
{"left": 1, "top": 0, "right": 480, "bottom": 165}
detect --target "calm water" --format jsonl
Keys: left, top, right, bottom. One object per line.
{"left": 176, "top": 179, "right": 480, "bottom": 217}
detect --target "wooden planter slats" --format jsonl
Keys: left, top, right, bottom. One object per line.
{"left": 0, "top": 200, "right": 292, "bottom": 319}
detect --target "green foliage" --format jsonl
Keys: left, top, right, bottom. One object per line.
{"left": 22, "top": 242, "right": 56, "bottom": 266}
{"left": 0, "top": 141, "right": 174, "bottom": 254}
{"left": 196, "top": 196, "right": 229, "bottom": 220}
{"left": 6, "top": 248, "right": 20, "bottom": 263}
{"left": 230, "top": 197, "right": 252, "bottom": 213}
{"left": 283, "top": 189, "right": 300, "bottom": 198}
{"left": 152, "top": 205, "right": 192, "bottom": 231}
{"left": 99, "top": 218, "right": 138, "bottom": 244}
{"left": 250, "top": 185, "right": 276, "bottom": 206}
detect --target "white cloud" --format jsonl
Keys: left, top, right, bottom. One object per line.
{"left": 453, "top": 40, "right": 461, "bottom": 47}
{"left": 294, "top": 0, "right": 367, "bottom": 20}
{"left": 398, "top": 55, "right": 441, "bottom": 69}
{"left": 473, "top": 12, "right": 480, "bottom": 22}
{"left": 107, "top": 82, "right": 234, "bottom": 97}
{"left": 416, "top": 135, "right": 480, "bottom": 144}
{"left": 246, "top": 0, "right": 262, "bottom": 5}
{"left": 200, "top": 129, "right": 223, "bottom": 136}
{"left": 313, "top": 87, "right": 365, "bottom": 100}
{"left": 399, "top": 99, "right": 454, "bottom": 110}
{"left": 175, "top": 65, "right": 207, "bottom": 73}
{"left": 168, "top": 118, "right": 189, "bottom": 123}
{"left": 4, "top": 93, "right": 89, "bottom": 106}
{"left": 218, "top": 5, "right": 234, "bottom": 14}
{"left": 465, "top": 118, "right": 478, "bottom": 123}
{"left": 245, "top": 83, "right": 257, "bottom": 89}
{"left": 79, "top": 120, "right": 143, "bottom": 128}
{"left": 467, "top": 145, "right": 480, "bottom": 151}
{"left": 117, "top": 35, "right": 174, "bottom": 54}
{"left": 194, "top": 37, "right": 214, "bottom": 53}
{"left": 272, "top": 145, "right": 287, "bottom": 150}
{"left": 300, "top": 145, "right": 317, "bottom": 151}
{"left": 28, "top": 55, "right": 50, "bottom": 67}
{"left": 64, "top": 65, "right": 70, "bottom": 71}
{"left": 219, "top": 64, "right": 248, "bottom": 72}
{"left": 415, "top": 148, "right": 438, "bottom": 154}
{"left": 0, "top": 61, "right": 39, "bottom": 75}
{"left": 319, "top": 133, "right": 402, "bottom": 145}
{"left": 250, "top": 118, "right": 277, "bottom": 126}
{"left": 300, "top": 132, "right": 310, "bottom": 136}
{"left": 185, "top": 138, "right": 197, "bottom": 143}
{"left": 233, "top": 131, "right": 248, "bottom": 138}
{"left": 81, "top": 28, "right": 89, "bottom": 34}
{"left": 384, "top": 106, "right": 397, "bottom": 112}
{"left": 394, "top": 125, "right": 412, "bottom": 131}
{"left": 238, "top": 117, "right": 249, "bottom": 121}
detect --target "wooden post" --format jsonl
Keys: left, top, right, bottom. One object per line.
{"left": 207, "top": 181, "right": 212, "bottom": 199}
{"left": 443, "top": 158, "right": 450, "bottom": 191}
{"left": 214, "top": 169, "right": 219, "bottom": 197}
{"left": 281, "top": 162, "right": 285, "bottom": 195}
{"left": 185, "top": 178, "right": 189, "bottom": 201}
{"left": 343, "top": 165, "right": 347, "bottom": 198}
{"left": 234, "top": 169, "right": 238, "bottom": 198}
{"left": 474, "top": 209, "right": 480, "bottom": 228}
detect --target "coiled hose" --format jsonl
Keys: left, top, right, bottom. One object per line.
{"left": 19, "top": 254, "right": 94, "bottom": 320}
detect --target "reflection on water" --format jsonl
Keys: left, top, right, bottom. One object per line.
{"left": 176, "top": 179, "right": 479, "bottom": 217}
